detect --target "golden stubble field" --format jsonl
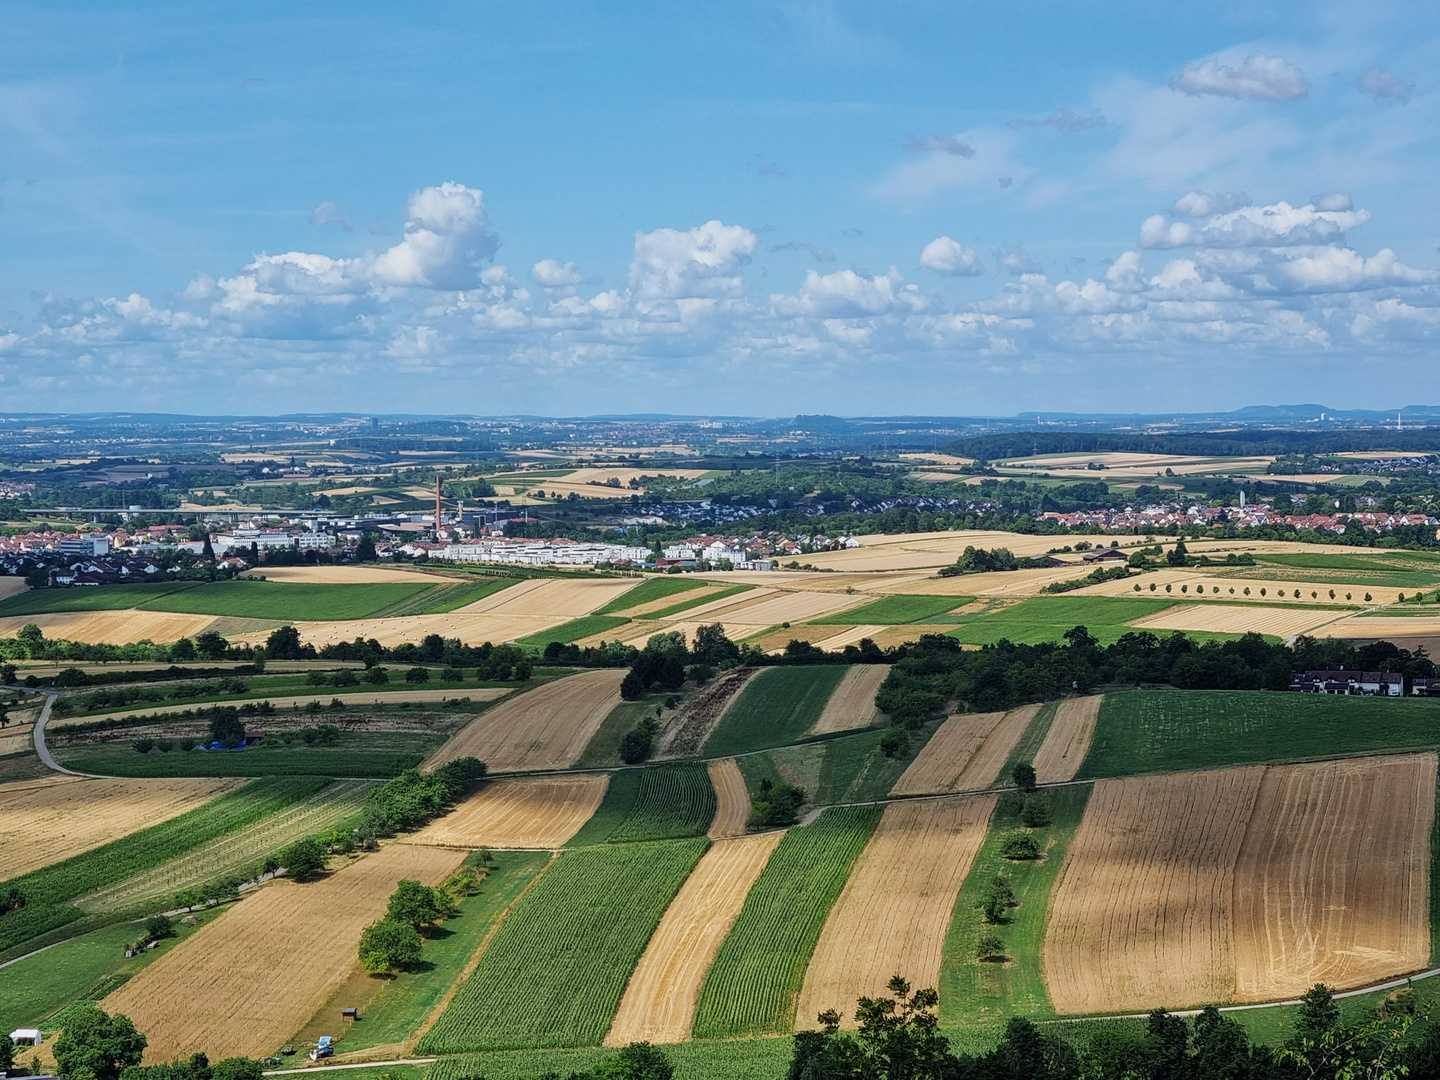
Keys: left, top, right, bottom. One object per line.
{"left": 103, "top": 843, "right": 465, "bottom": 1061}
{"left": 402, "top": 774, "right": 610, "bottom": 849}
{"left": 891, "top": 705, "right": 1040, "bottom": 796}
{"left": 1045, "top": 754, "right": 1435, "bottom": 1014}
{"left": 1031, "top": 696, "right": 1102, "bottom": 784}
{"left": 0, "top": 610, "right": 219, "bottom": 645}
{"left": 808, "top": 664, "right": 888, "bottom": 735}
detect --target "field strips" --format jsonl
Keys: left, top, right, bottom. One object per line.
{"left": 661, "top": 587, "right": 779, "bottom": 623}
{"left": 594, "top": 577, "right": 708, "bottom": 616}
{"left": 1129, "top": 603, "right": 1340, "bottom": 637}
{"left": 1044, "top": 767, "right": 1266, "bottom": 1014}
{"left": 418, "top": 838, "right": 708, "bottom": 1052}
{"left": 795, "top": 796, "right": 996, "bottom": 1028}
{"left": 403, "top": 775, "right": 611, "bottom": 849}
{"left": 0, "top": 610, "right": 219, "bottom": 646}
{"left": 605, "top": 832, "right": 785, "bottom": 1045}
{"left": 58, "top": 686, "right": 512, "bottom": 726}
{"left": 0, "top": 777, "right": 243, "bottom": 881}
{"left": 0, "top": 774, "right": 84, "bottom": 805}
{"left": 634, "top": 586, "right": 755, "bottom": 622}
{"left": 802, "top": 625, "right": 890, "bottom": 654}
{"left": 229, "top": 612, "right": 569, "bottom": 650}
{"left": 77, "top": 779, "right": 377, "bottom": 912}
{"left": 702, "top": 666, "right": 849, "bottom": 758}
{"left": 605, "top": 763, "right": 717, "bottom": 844}
{"left": 890, "top": 704, "right": 1041, "bottom": 796}
{"left": 707, "top": 759, "right": 751, "bottom": 839}
{"left": 456, "top": 577, "right": 639, "bottom": 618}
{"left": 655, "top": 667, "right": 759, "bottom": 758}
{"left": 425, "top": 669, "right": 625, "bottom": 772}
{"left": 1232, "top": 753, "right": 1435, "bottom": 1000}
{"left": 808, "top": 664, "right": 888, "bottom": 736}
{"left": 102, "top": 843, "right": 466, "bottom": 1061}
{"left": 244, "top": 566, "right": 440, "bottom": 584}
{"left": 692, "top": 590, "right": 868, "bottom": 627}
{"left": 693, "top": 805, "right": 882, "bottom": 1039}
{"left": 1032, "top": 696, "right": 1104, "bottom": 784}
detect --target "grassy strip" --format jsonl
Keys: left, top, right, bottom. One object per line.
{"left": 573, "top": 700, "right": 654, "bottom": 768}
{"left": 564, "top": 770, "right": 642, "bottom": 847}
{"left": 594, "top": 577, "right": 706, "bottom": 615}
{"left": 515, "top": 615, "right": 631, "bottom": 648}
{"left": 418, "top": 838, "right": 708, "bottom": 1051}
{"left": 1078, "top": 689, "right": 1440, "bottom": 779}
{"left": 693, "top": 805, "right": 882, "bottom": 1039}
{"left": 810, "top": 594, "right": 973, "bottom": 625}
{"left": 0, "top": 582, "right": 201, "bottom": 616}
{"left": 701, "top": 666, "right": 850, "bottom": 757}
{"left": 427, "top": 1038, "right": 792, "bottom": 1080}
{"left": 55, "top": 745, "right": 433, "bottom": 778}
{"left": 736, "top": 724, "right": 937, "bottom": 806}
{"left": 139, "top": 580, "right": 433, "bottom": 620}
{"left": 635, "top": 583, "right": 753, "bottom": 621}
{"left": 939, "top": 785, "right": 1091, "bottom": 1027}
{"left": 1000, "top": 701, "right": 1059, "bottom": 776}
{"left": 606, "top": 762, "right": 717, "bottom": 843}
{"left": 946, "top": 596, "right": 1178, "bottom": 647}
{"left": 321, "top": 852, "right": 550, "bottom": 1054}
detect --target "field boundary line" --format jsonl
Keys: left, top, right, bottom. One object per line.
{"left": 263, "top": 1059, "right": 437, "bottom": 1075}
{"left": 402, "top": 851, "right": 560, "bottom": 1054}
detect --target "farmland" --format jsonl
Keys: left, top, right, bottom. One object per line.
{"left": 404, "top": 775, "right": 610, "bottom": 849}
{"left": 594, "top": 576, "right": 706, "bottom": 615}
{"left": 565, "top": 764, "right": 715, "bottom": 845}
{"left": 55, "top": 732, "right": 443, "bottom": 779}
{"left": 810, "top": 594, "right": 969, "bottom": 625}
{"left": 419, "top": 838, "right": 707, "bottom": 1051}
{"left": 807, "top": 663, "right": 888, "bottom": 734}
{"left": 693, "top": 805, "right": 881, "bottom": 1039}
{"left": 947, "top": 596, "right": 1178, "bottom": 646}
{"left": 1031, "top": 696, "right": 1103, "bottom": 783}
{"left": 1079, "top": 690, "right": 1440, "bottom": 778}
{"left": 0, "top": 580, "right": 435, "bottom": 621}
{"left": 515, "top": 614, "right": 630, "bottom": 647}
{"left": 891, "top": 705, "right": 1040, "bottom": 795}
{"left": 702, "top": 665, "right": 849, "bottom": 756}
{"left": 739, "top": 725, "right": 929, "bottom": 806}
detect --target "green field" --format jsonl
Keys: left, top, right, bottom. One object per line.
{"left": 327, "top": 851, "right": 550, "bottom": 1053}
{"left": 702, "top": 665, "right": 849, "bottom": 757}
{"left": 419, "top": 838, "right": 707, "bottom": 1051}
{"left": 369, "top": 577, "right": 520, "bottom": 617}
{"left": 515, "top": 615, "right": 631, "bottom": 648}
{"left": 594, "top": 577, "right": 704, "bottom": 615}
{"left": 0, "top": 906, "right": 228, "bottom": 1028}
{"left": 427, "top": 1038, "right": 792, "bottom": 1080}
{"left": 573, "top": 700, "right": 655, "bottom": 768}
{"left": 1001, "top": 701, "right": 1058, "bottom": 776}
{"left": 0, "top": 580, "right": 434, "bottom": 621}
{"left": 54, "top": 733, "right": 440, "bottom": 778}
{"left": 940, "top": 785, "right": 1091, "bottom": 1028}
{"left": 605, "top": 763, "right": 716, "bottom": 843}
{"left": 635, "top": 584, "right": 753, "bottom": 621}
{"left": 693, "top": 805, "right": 881, "bottom": 1039}
{"left": 737, "top": 724, "right": 934, "bottom": 806}
{"left": 810, "top": 594, "right": 971, "bottom": 625}
{"left": 1079, "top": 690, "right": 1440, "bottom": 779}
{"left": 947, "top": 596, "right": 1178, "bottom": 646}
{"left": 0, "top": 776, "right": 331, "bottom": 953}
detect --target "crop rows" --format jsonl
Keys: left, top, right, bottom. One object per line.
{"left": 606, "top": 763, "right": 717, "bottom": 843}
{"left": 78, "top": 779, "right": 375, "bottom": 912}
{"left": 1, "top": 776, "right": 332, "bottom": 909}
{"left": 692, "top": 804, "right": 882, "bottom": 1039}
{"left": 58, "top": 747, "right": 428, "bottom": 779}
{"left": 702, "top": 666, "right": 850, "bottom": 757}
{"left": 419, "top": 838, "right": 708, "bottom": 1052}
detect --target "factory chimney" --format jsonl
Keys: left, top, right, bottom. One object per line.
{"left": 435, "top": 477, "right": 443, "bottom": 537}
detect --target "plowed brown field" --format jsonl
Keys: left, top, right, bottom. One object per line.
{"left": 1031, "top": 696, "right": 1103, "bottom": 783}
{"left": 1232, "top": 754, "right": 1434, "bottom": 1000}
{"left": 605, "top": 832, "right": 784, "bottom": 1045}
{"left": 424, "top": 669, "right": 626, "bottom": 772}
{"left": 1045, "top": 766, "right": 1267, "bottom": 1015}
{"left": 103, "top": 843, "right": 465, "bottom": 1061}
{"left": 796, "top": 796, "right": 996, "bottom": 1027}
{"left": 808, "top": 665, "right": 888, "bottom": 735}
{"left": 402, "top": 774, "right": 610, "bottom": 849}
{"left": 0, "top": 777, "right": 242, "bottom": 879}
{"left": 707, "top": 758, "right": 751, "bottom": 838}
{"left": 890, "top": 705, "right": 1040, "bottom": 796}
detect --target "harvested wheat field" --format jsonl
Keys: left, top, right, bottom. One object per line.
{"left": 1316, "top": 616, "right": 1440, "bottom": 641}
{"left": 1044, "top": 767, "right": 1267, "bottom": 1014}
{"left": 705, "top": 590, "right": 867, "bottom": 626}
{"left": 618, "top": 585, "right": 730, "bottom": 618}
{"left": 809, "top": 665, "right": 889, "bottom": 735}
{"left": 0, "top": 610, "right": 218, "bottom": 645}
{"left": 0, "top": 773, "right": 85, "bottom": 806}
{"left": 234, "top": 612, "right": 567, "bottom": 649}
{"left": 804, "top": 626, "right": 891, "bottom": 655}
{"left": 707, "top": 758, "right": 751, "bottom": 838}
{"left": 871, "top": 565, "right": 1097, "bottom": 598}
{"left": 243, "top": 565, "right": 440, "bottom": 584}
{"left": 605, "top": 831, "right": 785, "bottom": 1045}
{"left": 404, "top": 774, "right": 611, "bottom": 849}
{"left": 425, "top": 669, "right": 626, "bottom": 772}
{"left": 1130, "top": 603, "right": 1343, "bottom": 637}
{"left": 890, "top": 705, "right": 1041, "bottom": 796}
{"left": 0, "top": 777, "right": 243, "bottom": 880}
{"left": 1232, "top": 754, "right": 1435, "bottom": 1000}
{"left": 104, "top": 843, "right": 465, "bottom": 1061}
{"left": 803, "top": 531, "right": 1067, "bottom": 572}
{"left": 0, "top": 577, "right": 27, "bottom": 601}
{"left": 617, "top": 620, "right": 770, "bottom": 650}
{"left": 457, "top": 576, "right": 638, "bottom": 617}
{"left": 56, "top": 687, "right": 511, "bottom": 728}
{"left": 796, "top": 796, "right": 995, "bottom": 1027}
{"left": 1032, "top": 696, "right": 1103, "bottom": 784}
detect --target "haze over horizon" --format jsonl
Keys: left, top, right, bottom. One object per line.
{"left": 2, "top": 1, "right": 1438, "bottom": 416}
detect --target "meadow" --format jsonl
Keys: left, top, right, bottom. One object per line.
{"left": 0, "top": 580, "right": 434, "bottom": 621}
{"left": 702, "top": 665, "right": 850, "bottom": 757}
{"left": 514, "top": 614, "right": 631, "bottom": 647}
{"left": 55, "top": 733, "right": 441, "bottom": 778}
{"left": 1078, "top": 690, "right": 1440, "bottom": 778}
{"left": 737, "top": 725, "right": 933, "bottom": 806}
{"left": 947, "top": 596, "right": 1178, "bottom": 646}
{"left": 594, "top": 576, "right": 705, "bottom": 614}
{"left": 810, "top": 594, "right": 970, "bottom": 625}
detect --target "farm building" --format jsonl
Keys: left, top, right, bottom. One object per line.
{"left": 1289, "top": 670, "right": 1404, "bottom": 696}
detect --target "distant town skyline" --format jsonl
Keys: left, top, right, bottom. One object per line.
{"left": 1, "top": 1, "right": 1437, "bottom": 415}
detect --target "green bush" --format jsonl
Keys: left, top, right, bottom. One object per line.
{"left": 999, "top": 833, "right": 1040, "bottom": 860}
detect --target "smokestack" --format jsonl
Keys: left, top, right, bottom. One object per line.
{"left": 435, "top": 477, "right": 442, "bottom": 537}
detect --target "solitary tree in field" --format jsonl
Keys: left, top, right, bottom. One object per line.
{"left": 387, "top": 879, "right": 444, "bottom": 931}
{"left": 1011, "top": 763, "right": 1037, "bottom": 794}
{"left": 358, "top": 918, "right": 423, "bottom": 974}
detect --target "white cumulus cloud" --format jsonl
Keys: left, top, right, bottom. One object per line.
{"left": 628, "top": 220, "right": 756, "bottom": 301}
{"left": 918, "top": 236, "right": 983, "bottom": 276}
{"left": 531, "top": 259, "right": 585, "bottom": 288}
{"left": 1170, "top": 54, "right": 1308, "bottom": 100}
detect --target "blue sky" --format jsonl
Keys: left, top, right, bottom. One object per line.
{"left": 2, "top": 0, "right": 1438, "bottom": 416}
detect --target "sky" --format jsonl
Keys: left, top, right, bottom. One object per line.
{"left": 2, "top": 0, "right": 1439, "bottom": 417}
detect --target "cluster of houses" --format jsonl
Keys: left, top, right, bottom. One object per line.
{"left": 431, "top": 531, "right": 866, "bottom": 571}
{"left": 1042, "top": 504, "right": 1439, "bottom": 535}
{"left": 1288, "top": 669, "right": 1418, "bottom": 696}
